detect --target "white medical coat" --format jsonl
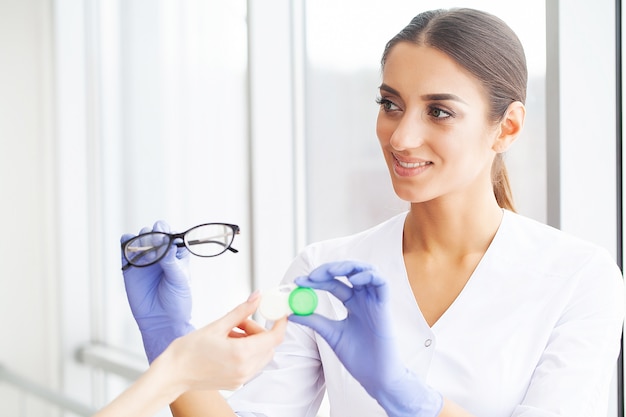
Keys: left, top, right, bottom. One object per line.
{"left": 228, "top": 210, "right": 625, "bottom": 417}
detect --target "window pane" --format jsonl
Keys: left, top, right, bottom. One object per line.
{"left": 98, "top": 0, "right": 250, "bottom": 356}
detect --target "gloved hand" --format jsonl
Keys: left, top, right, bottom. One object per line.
{"left": 288, "top": 260, "right": 443, "bottom": 417}
{"left": 121, "top": 221, "right": 195, "bottom": 363}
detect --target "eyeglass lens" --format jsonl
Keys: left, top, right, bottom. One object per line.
{"left": 124, "top": 233, "right": 171, "bottom": 267}
{"left": 184, "top": 224, "right": 236, "bottom": 257}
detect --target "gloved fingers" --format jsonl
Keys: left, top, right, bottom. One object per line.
{"left": 347, "top": 269, "right": 389, "bottom": 303}
{"left": 294, "top": 274, "right": 353, "bottom": 302}
{"left": 139, "top": 226, "right": 152, "bottom": 235}
{"left": 298, "top": 260, "right": 378, "bottom": 302}
{"left": 325, "top": 260, "right": 377, "bottom": 279}
{"left": 152, "top": 220, "right": 171, "bottom": 233}
{"left": 157, "top": 246, "right": 191, "bottom": 289}
{"left": 120, "top": 232, "right": 135, "bottom": 245}
{"left": 288, "top": 313, "right": 342, "bottom": 346}
{"left": 323, "top": 260, "right": 389, "bottom": 303}
{"left": 176, "top": 244, "right": 190, "bottom": 259}
{"left": 152, "top": 220, "right": 190, "bottom": 261}
{"left": 161, "top": 242, "right": 185, "bottom": 266}
{"left": 345, "top": 267, "right": 385, "bottom": 287}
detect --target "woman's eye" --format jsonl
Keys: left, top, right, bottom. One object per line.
{"left": 429, "top": 107, "right": 452, "bottom": 119}
{"left": 376, "top": 97, "right": 400, "bottom": 112}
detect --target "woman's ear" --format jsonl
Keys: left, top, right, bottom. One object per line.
{"left": 492, "top": 101, "right": 525, "bottom": 153}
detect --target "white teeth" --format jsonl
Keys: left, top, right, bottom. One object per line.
{"left": 397, "top": 160, "right": 430, "bottom": 168}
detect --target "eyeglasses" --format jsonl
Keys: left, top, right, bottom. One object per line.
{"left": 121, "top": 223, "right": 240, "bottom": 271}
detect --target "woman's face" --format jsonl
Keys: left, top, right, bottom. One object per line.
{"left": 376, "top": 42, "right": 499, "bottom": 205}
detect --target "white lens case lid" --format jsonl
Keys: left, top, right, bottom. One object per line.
{"left": 258, "top": 284, "right": 296, "bottom": 321}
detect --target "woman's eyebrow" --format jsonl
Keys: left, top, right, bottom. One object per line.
{"left": 379, "top": 84, "right": 468, "bottom": 105}
{"left": 421, "top": 93, "right": 468, "bottom": 104}
{"left": 378, "top": 83, "right": 401, "bottom": 96}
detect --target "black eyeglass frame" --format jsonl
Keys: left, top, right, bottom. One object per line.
{"left": 121, "top": 222, "right": 240, "bottom": 271}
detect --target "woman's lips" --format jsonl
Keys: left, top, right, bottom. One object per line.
{"left": 393, "top": 155, "right": 432, "bottom": 176}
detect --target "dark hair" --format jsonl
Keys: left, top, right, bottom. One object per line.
{"left": 381, "top": 8, "right": 527, "bottom": 212}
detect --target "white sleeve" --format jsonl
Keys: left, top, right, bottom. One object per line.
{"left": 512, "top": 248, "right": 625, "bottom": 417}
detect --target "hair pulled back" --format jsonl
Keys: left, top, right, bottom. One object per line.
{"left": 381, "top": 8, "right": 527, "bottom": 211}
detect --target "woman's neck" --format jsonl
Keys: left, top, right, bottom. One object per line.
{"left": 403, "top": 197, "right": 504, "bottom": 258}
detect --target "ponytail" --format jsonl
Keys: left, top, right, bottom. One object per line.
{"left": 492, "top": 154, "right": 516, "bottom": 212}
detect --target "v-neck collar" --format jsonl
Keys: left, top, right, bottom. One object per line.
{"left": 393, "top": 209, "right": 510, "bottom": 331}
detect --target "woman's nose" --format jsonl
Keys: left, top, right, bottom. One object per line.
{"left": 389, "top": 114, "right": 425, "bottom": 151}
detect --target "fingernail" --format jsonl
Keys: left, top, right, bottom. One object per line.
{"left": 247, "top": 290, "right": 261, "bottom": 302}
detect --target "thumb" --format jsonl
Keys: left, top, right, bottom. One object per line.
{"left": 159, "top": 245, "right": 190, "bottom": 287}
{"left": 211, "top": 297, "right": 260, "bottom": 335}
{"left": 289, "top": 313, "right": 341, "bottom": 347}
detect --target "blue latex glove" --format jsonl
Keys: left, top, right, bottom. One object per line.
{"left": 289, "top": 260, "right": 443, "bottom": 417}
{"left": 121, "top": 221, "right": 195, "bottom": 363}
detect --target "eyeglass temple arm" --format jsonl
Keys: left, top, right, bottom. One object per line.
{"left": 121, "top": 245, "right": 163, "bottom": 271}
{"left": 176, "top": 239, "right": 239, "bottom": 254}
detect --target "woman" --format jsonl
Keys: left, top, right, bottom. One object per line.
{"left": 123, "top": 8, "right": 624, "bottom": 417}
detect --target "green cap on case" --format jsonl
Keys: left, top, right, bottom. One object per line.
{"left": 288, "top": 287, "right": 318, "bottom": 316}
